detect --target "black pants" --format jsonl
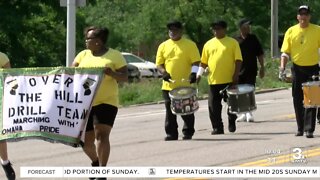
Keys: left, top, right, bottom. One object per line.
{"left": 162, "top": 90, "right": 195, "bottom": 138}
{"left": 291, "top": 64, "right": 319, "bottom": 133}
{"left": 208, "top": 83, "right": 237, "bottom": 130}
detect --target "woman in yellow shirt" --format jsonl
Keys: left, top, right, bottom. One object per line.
{"left": 72, "top": 26, "right": 127, "bottom": 179}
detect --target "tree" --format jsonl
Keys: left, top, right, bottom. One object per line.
{"left": 0, "top": 1, "right": 66, "bottom": 67}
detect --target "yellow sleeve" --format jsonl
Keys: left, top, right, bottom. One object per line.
{"left": 234, "top": 41, "right": 243, "bottom": 61}
{"left": 281, "top": 29, "right": 291, "bottom": 53}
{"left": 114, "top": 52, "right": 127, "bottom": 69}
{"left": 156, "top": 43, "right": 165, "bottom": 65}
{"left": 189, "top": 42, "right": 201, "bottom": 63}
{"left": 0, "top": 52, "right": 9, "bottom": 67}
{"left": 318, "top": 27, "right": 320, "bottom": 48}
{"left": 74, "top": 50, "right": 88, "bottom": 64}
{"left": 201, "top": 43, "right": 209, "bottom": 65}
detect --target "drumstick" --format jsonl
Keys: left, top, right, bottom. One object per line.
{"left": 312, "top": 75, "right": 320, "bottom": 80}
{"left": 219, "top": 85, "right": 229, "bottom": 95}
{"left": 169, "top": 79, "right": 175, "bottom": 83}
{"left": 182, "top": 78, "right": 192, "bottom": 82}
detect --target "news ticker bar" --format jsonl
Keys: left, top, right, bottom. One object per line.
{"left": 21, "top": 167, "right": 320, "bottom": 178}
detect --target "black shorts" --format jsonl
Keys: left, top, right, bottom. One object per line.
{"left": 85, "top": 104, "right": 118, "bottom": 131}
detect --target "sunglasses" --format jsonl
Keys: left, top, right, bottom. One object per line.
{"left": 298, "top": 12, "right": 310, "bottom": 16}
{"left": 85, "top": 36, "right": 98, "bottom": 40}
{"left": 211, "top": 27, "right": 224, "bottom": 30}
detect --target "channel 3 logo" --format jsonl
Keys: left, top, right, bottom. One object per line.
{"left": 291, "top": 147, "right": 307, "bottom": 163}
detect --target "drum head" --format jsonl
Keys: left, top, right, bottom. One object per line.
{"left": 227, "top": 84, "right": 254, "bottom": 95}
{"left": 169, "top": 87, "right": 197, "bottom": 98}
{"left": 302, "top": 81, "right": 320, "bottom": 87}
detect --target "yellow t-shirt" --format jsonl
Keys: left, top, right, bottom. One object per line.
{"left": 281, "top": 23, "right": 320, "bottom": 66}
{"left": 0, "top": 52, "right": 9, "bottom": 67}
{"left": 74, "top": 48, "right": 127, "bottom": 107}
{"left": 201, "top": 36, "right": 242, "bottom": 85}
{"left": 156, "top": 37, "right": 200, "bottom": 90}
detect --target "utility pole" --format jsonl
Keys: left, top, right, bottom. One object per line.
{"left": 60, "top": 0, "right": 86, "bottom": 67}
{"left": 271, "top": 0, "right": 279, "bottom": 58}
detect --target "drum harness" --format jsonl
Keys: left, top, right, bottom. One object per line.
{"left": 310, "top": 74, "right": 320, "bottom": 124}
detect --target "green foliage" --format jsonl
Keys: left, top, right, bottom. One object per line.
{"left": 77, "top": 0, "right": 295, "bottom": 60}
{"left": 0, "top": 1, "right": 66, "bottom": 67}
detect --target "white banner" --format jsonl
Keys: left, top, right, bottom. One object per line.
{"left": 20, "top": 166, "right": 320, "bottom": 178}
{"left": 0, "top": 67, "right": 104, "bottom": 146}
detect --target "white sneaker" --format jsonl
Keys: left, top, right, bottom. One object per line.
{"left": 236, "top": 114, "right": 246, "bottom": 122}
{"left": 246, "top": 112, "right": 254, "bottom": 122}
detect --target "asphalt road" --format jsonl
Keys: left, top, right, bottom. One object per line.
{"left": 2, "top": 88, "right": 320, "bottom": 180}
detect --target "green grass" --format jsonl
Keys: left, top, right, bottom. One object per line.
{"left": 119, "top": 57, "right": 291, "bottom": 106}
{"left": 256, "top": 58, "right": 291, "bottom": 90}
{"left": 119, "top": 79, "right": 163, "bottom": 106}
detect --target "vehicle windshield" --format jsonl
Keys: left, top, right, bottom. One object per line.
{"left": 123, "top": 55, "right": 145, "bottom": 63}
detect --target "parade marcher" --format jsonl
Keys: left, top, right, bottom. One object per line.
{"left": 72, "top": 26, "right": 128, "bottom": 179}
{"left": 156, "top": 20, "right": 201, "bottom": 141}
{"left": 197, "top": 20, "right": 242, "bottom": 134}
{"left": 234, "top": 18, "right": 265, "bottom": 122}
{"left": 280, "top": 5, "right": 320, "bottom": 138}
{"left": 0, "top": 52, "right": 15, "bottom": 180}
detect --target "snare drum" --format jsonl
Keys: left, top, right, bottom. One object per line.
{"left": 169, "top": 87, "right": 199, "bottom": 115}
{"left": 302, "top": 81, "right": 320, "bottom": 108}
{"left": 227, "top": 84, "right": 256, "bottom": 114}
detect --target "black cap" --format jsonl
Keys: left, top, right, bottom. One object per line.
{"left": 298, "top": 5, "right": 311, "bottom": 14}
{"left": 238, "top": 18, "right": 252, "bottom": 27}
{"left": 210, "top": 20, "right": 227, "bottom": 29}
{"left": 166, "top": 20, "right": 183, "bottom": 29}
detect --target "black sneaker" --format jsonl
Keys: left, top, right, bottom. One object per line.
{"left": 228, "top": 121, "right": 236, "bottom": 133}
{"left": 211, "top": 128, "right": 224, "bottom": 135}
{"left": 89, "top": 160, "right": 99, "bottom": 180}
{"left": 295, "top": 131, "right": 303, "bottom": 136}
{"left": 306, "top": 131, "right": 314, "bottom": 138}
{"left": 182, "top": 135, "right": 192, "bottom": 140}
{"left": 2, "top": 162, "right": 15, "bottom": 180}
{"left": 164, "top": 136, "right": 178, "bottom": 141}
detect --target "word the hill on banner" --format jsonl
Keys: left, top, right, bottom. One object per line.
{"left": 0, "top": 67, "right": 104, "bottom": 147}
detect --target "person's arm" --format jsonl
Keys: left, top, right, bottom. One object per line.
{"left": 104, "top": 66, "right": 128, "bottom": 82}
{"left": 71, "top": 61, "right": 79, "bottom": 67}
{"left": 189, "top": 61, "right": 200, "bottom": 83}
{"left": 280, "top": 53, "right": 289, "bottom": 70}
{"left": 279, "top": 28, "right": 291, "bottom": 81}
{"left": 157, "top": 64, "right": 171, "bottom": 82}
{"left": 258, "top": 55, "right": 265, "bottom": 78}
{"left": 2, "top": 61, "right": 11, "bottom": 69}
{"left": 197, "top": 63, "right": 208, "bottom": 75}
{"left": 157, "top": 64, "right": 166, "bottom": 75}
{"left": 232, "top": 60, "right": 242, "bottom": 85}
{"left": 196, "top": 63, "right": 208, "bottom": 83}
{"left": 279, "top": 53, "right": 289, "bottom": 81}
{"left": 253, "top": 35, "right": 265, "bottom": 79}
